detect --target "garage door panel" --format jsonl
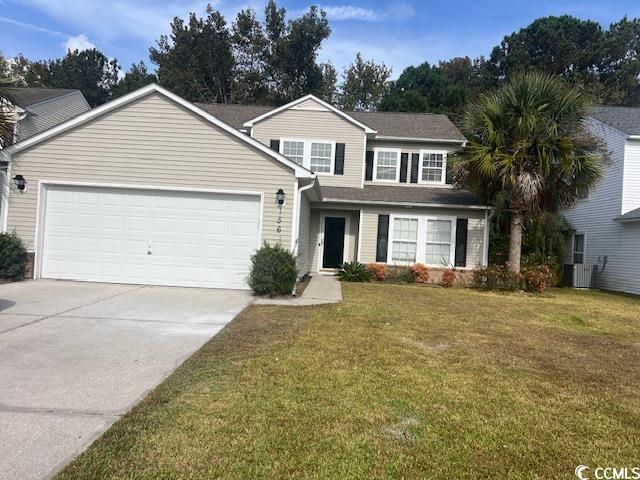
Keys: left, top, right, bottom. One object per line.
{"left": 41, "top": 186, "right": 260, "bottom": 289}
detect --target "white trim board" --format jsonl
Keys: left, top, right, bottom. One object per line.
{"left": 3, "top": 84, "right": 314, "bottom": 179}
{"left": 242, "top": 94, "right": 377, "bottom": 134}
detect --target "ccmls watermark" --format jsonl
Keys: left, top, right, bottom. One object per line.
{"left": 575, "top": 465, "right": 640, "bottom": 480}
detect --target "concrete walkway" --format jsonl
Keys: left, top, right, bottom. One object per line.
{"left": 255, "top": 274, "right": 343, "bottom": 306}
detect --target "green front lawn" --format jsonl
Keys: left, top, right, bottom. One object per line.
{"left": 58, "top": 284, "right": 640, "bottom": 479}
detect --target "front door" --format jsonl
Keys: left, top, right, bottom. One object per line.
{"left": 322, "top": 216, "right": 346, "bottom": 268}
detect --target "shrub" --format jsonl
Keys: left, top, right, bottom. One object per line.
{"left": 471, "top": 262, "right": 557, "bottom": 293}
{"left": 521, "top": 263, "right": 556, "bottom": 293}
{"left": 0, "top": 232, "right": 28, "bottom": 280}
{"left": 367, "top": 263, "right": 388, "bottom": 281}
{"left": 337, "top": 261, "right": 372, "bottom": 282}
{"left": 441, "top": 268, "right": 456, "bottom": 288}
{"left": 386, "top": 265, "right": 416, "bottom": 283}
{"left": 248, "top": 243, "right": 297, "bottom": 296}
{"left": 410, "top": 263, "right": 430, "bottom": 283}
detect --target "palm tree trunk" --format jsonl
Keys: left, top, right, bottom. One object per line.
{"left": 508, "top": 211, "right": 524, "bottom": 273}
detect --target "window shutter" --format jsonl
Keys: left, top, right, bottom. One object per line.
{"left": 365, "top": 151, "right": 374, "bottom": 181}
{"left": 270, "top": 139, "right": 280, "bottom": 152}
{"left": 334, "top": 143, "right": 345, "bottom": 175}
{"left": 445, "top": 158, "right": 454, "bottom": 184}
{"left": 376, "top": 215, "right": 389, "bottom": 262}
{"left": 454, "top": 218, "right": 468, "bottom": 267}
{"left": 400, "top": 153, "right": 408, "bottom": 183}
{"left": 411, "top": 153, "right": 419, "bottom": 183}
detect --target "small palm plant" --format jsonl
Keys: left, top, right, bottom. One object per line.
{"left": 453, "top": 72, "right": 607, "bottom": 272}
{"left": 336, "top": 261, "right": 372, "bottom": 282}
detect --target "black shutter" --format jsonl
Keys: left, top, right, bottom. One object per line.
{"left": 410, "top": 153, "right": 419, "bottom": 183}
{"left": 365, "top": 151, "right": 374, "bottom": 181}
{"left": 400, "top": 153, "right": 408, "bottom": 183}
{"left": 270, "top": 139, "right": 280, "bottom": 152}
{"left": 455, "top": 218, "right": 468, "bottom": 267}
{"left": 445, "top": 158, "right": 454, "bottom": 184}
{"left": 334, "top": 143, "right": 345, "bottom": 175}
{"left": 376, "top": 215, "right": 389, "bottom": 262}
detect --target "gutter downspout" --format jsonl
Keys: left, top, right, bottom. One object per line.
{"left": 291, "top": 177, "right": 317, "bottom": 295}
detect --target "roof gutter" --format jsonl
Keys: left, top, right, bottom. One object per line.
{"left": 374, "top": 135, "right": 467, "bottom": 146}
{"left": 320, "top": 197, "right": 491, "bottom": 210}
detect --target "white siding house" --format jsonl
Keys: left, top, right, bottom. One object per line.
{"left": 562, "top": 109, "right": 640, "bottom": 295}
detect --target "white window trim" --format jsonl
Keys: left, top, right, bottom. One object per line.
{"left": 280, "top": 138, "right": 336, "bottom": 175}
{"left": 373, "top": 148, "right": 402, "bottom": 183}
{"left": 572, "top": 232, "right": 586, "bottom": 265}
{"left": 387, "top": 214, "right": 457, "bottom": 267}
{"left": 418, "top": 149, "right": 448, "bottom": 185}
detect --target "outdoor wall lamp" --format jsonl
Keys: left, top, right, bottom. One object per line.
{"left": 13, "top": 175, "right": 26, "bottom": 191}
{"left": 276, "top": 188, "right": 285, "bottom": 206}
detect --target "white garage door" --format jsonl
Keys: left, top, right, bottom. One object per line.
{"left": 40, "top": 185, "right": 261, "bottom": 289}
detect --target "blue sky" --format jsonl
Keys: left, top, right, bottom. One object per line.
{"left": 1, "top": 0, "right": 639, "bottom": 78}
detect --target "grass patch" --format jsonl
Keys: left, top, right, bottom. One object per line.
{"left": 57, "top": 285, "right": 640, "bottom": 480}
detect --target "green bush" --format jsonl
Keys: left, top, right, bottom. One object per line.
{"left": 0, "top": 232, "right": 28, "bottom": 280}
{"left": 337, "top": 261, "right": 372, "bottom": 282}
{"left": 248, "top": 243, "right": 298, "bottom": 296}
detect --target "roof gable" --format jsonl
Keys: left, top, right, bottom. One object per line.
{"left": 3, "top": 84, "right": 313, "bottom": 178}
{"left": 242, "top": 94, "right": 377, "bottom": 134}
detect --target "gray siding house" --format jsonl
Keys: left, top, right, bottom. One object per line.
{"left": 562, "top": 107, "right": 640, "bottom": 295}
{"left": 5, "top": 88, "right": 90, "bottom": 143}
{"left": 1, "top": 84, "right": 490, "bottom": 290}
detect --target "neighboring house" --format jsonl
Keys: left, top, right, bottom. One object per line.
{"left": 3, "top": 88, "right": 90, "bottom": 144}
{"left": 0, "top": 84, "right": 490, "bottom": 290}
{"left": 562, "top": 107, "right": 640, "bottom": 295}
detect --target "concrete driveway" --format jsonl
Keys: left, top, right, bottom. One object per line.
{"left": 0, "top": 280, "right": 252, "bottom": 480}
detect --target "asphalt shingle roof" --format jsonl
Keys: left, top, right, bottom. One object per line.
{"left": 616, "top": 206, "right": 640, "bottom": 221}
{"left": 320, "top": 185, "right": 483, "bottom": 206}
{"left": 6, "top": 88, "right": 78, "bottom": 108}
{"left": 196, "top": 102, "right": 465, "bottom": 141}
{"left": 590, "top": 106, "right": 640, "bottom": 135}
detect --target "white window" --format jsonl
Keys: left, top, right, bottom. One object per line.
{"left": 282, "top": 140, "right": 305, "bottom": 165}
{"left": 388, "top": 215, "right": 456, "bottom": 267}
{"left": 425, "top": 219, "right": 453, "bottom": 265}
{"left": 280, "top": 138, "right": 334, "bottom": 174}
{"left": 374, "top": 149, "right": 401, "bottom": 181}
{"left": 420, "top": 150, "right": 447, "bottom": 184}
{"left": 310, "top": 142, "right": 332, "bottom": 173}
{"left": 573, "top": 233, "right": 585, "bottom": 264}
{"left": 391, "top": 217, "right": 418, "bottom": 263}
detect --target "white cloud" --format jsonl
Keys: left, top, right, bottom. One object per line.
{"left": 63, "top": 33, "right": 96, "bottom": 52}
{"left": 0, "top": 15, "right": 67, "bottom": 38}
{"left": 322, "top": 6, "right": 384, "bottom": 22}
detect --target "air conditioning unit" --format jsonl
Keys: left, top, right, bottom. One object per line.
{"left": 563, "top": 264, "right": 598, "bottom": 289}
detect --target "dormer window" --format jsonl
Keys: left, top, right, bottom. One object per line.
{"left": 420, "top": 150, "right": 447, "bottom": 184}
{"left": 280, "top": 138, "right": 335, "bottom": 174}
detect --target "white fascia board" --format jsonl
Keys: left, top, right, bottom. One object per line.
{"left": 242, "top": 94, "right": 377, "bottom": 134}
{"left": 321, "top": 197, "right": 491, "bottom": 210}
{"left": 3, "top": 84, "right": 314, "bottom": 179}
{"left": 374, "top": 135, "right": 466, "bottom": 145}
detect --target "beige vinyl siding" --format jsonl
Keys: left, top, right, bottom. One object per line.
{"left": 359, "top": 206, "right": 486, "bottom": 268}
{"left": 251, "top": 105, "right": 366, "bottom": 188}
{"left": 17, "top": 91, "right": 90, "bottom": 141}
{"left": 365, "top": 139, "right": 461, "bottom": 187}
{"left": 309, "top": 208, "right": 359, "bottom": 271}
{"left": 7, "top": 92, "right": 295, "bottom": 251}
{"left": 296, "top": 192, "right": 312, "bottom": 276}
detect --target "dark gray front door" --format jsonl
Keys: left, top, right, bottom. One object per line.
{"left": 322, "top": 217, "right": 346, "bottom": 268}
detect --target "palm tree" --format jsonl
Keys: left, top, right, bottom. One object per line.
{"left": 453, "top": 72, "right": 606, "bottom": 273}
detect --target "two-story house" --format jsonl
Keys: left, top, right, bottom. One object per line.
{"left": 562, "top": 107, "right": 640, "bottom": 296}
{"left": 0, "top": 84, "right": 490, "bottom": 289}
